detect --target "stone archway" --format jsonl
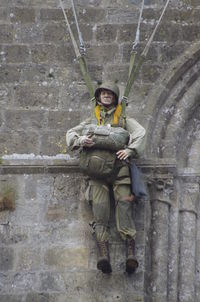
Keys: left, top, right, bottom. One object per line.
{"left": 142, "top": 42, "right": 200, "bottom": 302}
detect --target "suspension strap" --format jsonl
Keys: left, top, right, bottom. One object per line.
{"left": 128, "top": 0, "right": 145, "bottom": 78}
{"left": 122, "top": 0, "right": 170, "bottom": 102}
{"left": 120, "top": 0, "right": 145, "bottom": 124}
{"left": 70, "top": 0, "right": 86, "bottom": 55}
{"left": 59, "top": 0, "right": 94, "bottom": 98}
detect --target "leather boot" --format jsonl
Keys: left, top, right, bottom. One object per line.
{"left": 96, "top": 240, "right": 112, "bottom": 274}
{"left": 126, "top": 238, "right": 138, "bottom": 274}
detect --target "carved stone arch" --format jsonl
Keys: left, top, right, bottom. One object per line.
{"left": 142, "top": 42, "right": 200, "bottom": 301}
{"left": 144, "top": 41, "right": 200, "bottom": 169}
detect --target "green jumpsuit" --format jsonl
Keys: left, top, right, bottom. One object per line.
{"left": 66, "top": 106, "right": 146, "bottom": 242}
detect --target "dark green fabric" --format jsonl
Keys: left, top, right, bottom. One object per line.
{"left": 79, "top": 149, "right": 117, "bottom": 179}
{"left": 82, "top": 124, "right": 129, "bottom": 151}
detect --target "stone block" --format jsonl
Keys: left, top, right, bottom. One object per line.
{"left": 0, "top": 84, "right": 14, "bottom": 107}
{"left": 47, "top": 110, "right": 80, "bottom": 130}
{"left": 19, "top": 64, "right": 49, "bottom": 83}
{"left": 44, "top": 246, "right": 89, "bottom": 268}
{"left": 182, "top": 24, "right": 200, "bottom": 42}
{"left": 0, "top": 224, "right": 29, "bottom": 245}
{"left": 31, "top": 44, "right": 57, "bottom": 64}
{"left": 78, "top": 7, "right": 106, "bottom": 23}
{"left": 0, "top": 247, "right": 14, "bottom": 271}
{"left": 0, "top": 8, "right": 8, "bottom": 22}
{"left": 39, "top": 8, "right": 64, "bottom": 21}
{"left": 118, "top": 23, "right": 151, "bottom": 43}
{"left": 0, "top": 131, "right": 39, "bottom": 156}
{"left": 86, "top": 44, "right": 119, "bottom": 64}
{"left": 96, "top": 24, "right": 118, "bottom": 43}
{"left": 39, "top": 131, "right": 67, "bottom": 155}
{"left": 56, "top": 43, "right": 76, "bottom": 65}
{"left": 158, "top": 42, "right": 188, "bottom": 63}
{"left": 10, "top": 7, "right": 36, "bottom": 23}
{"left": 16, "top": 247, "right": 42, "bottom": 271}
{"left": 0, "top": 295, "right": 23, "bottom": 302}
{"left": 10, "top": 196, "right": 46, "bottom": 226}
{"left": 106, "top": 8, "right": 138, "bottom": 24}
{"left": 11, "top": 272, "right": 37, "bottom": 292}
{"left": 26, "top": 293, "right": 51, "bottom": 302}
{"left": 0, "top": 24, "right": 14, "bottom": 43}
{"left": 15, "top": 24, "right": 43, "bottom": 44}
{"left": 4, "top": 109, "right": 46, "bottom": 131}
{"left": 60, "top": 271, "right": 144, "bottom": 301}
{"left": 59, "top": 82, "right": 91, "bottom": 110}
{"left": 140, "top": 63, "right": 162, "bottom": 83}
{"left": 154, "top": 23, "right": 183, "bottom": 43}
{"left": 45, "top": 204, "right": 68, "bottom": 221}
{"left": 0, "top": 65, "right": 21, "bottom": 83}
{"left": 38, "top": 272, "right": 65, "bottom": 292}
{"left": 25, "top": 176, "right": 37, "bottom": 200}
{"left": 4, "top": 45, "right": 30, "bottom": 63}
{"left": 43, "top": 23, "right": 70, "bottom": 43}
{"left": 14, "top": 84, "right": 60, "bottom": 109}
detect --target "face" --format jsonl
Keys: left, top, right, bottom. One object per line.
{"left": 99, "top": 89, "right": 116, "bottom": 107}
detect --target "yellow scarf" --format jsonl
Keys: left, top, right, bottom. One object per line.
{"left": 94, "top": 104, "right": 122, "bottom": 126}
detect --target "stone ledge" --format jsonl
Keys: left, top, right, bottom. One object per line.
{"left": 0, "top": 154, "right": 178, "bottom": 175}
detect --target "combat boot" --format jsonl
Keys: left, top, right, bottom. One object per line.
{"left": 96, "top": 240, "right": 112, "bottom": 274}
{"left": 125, "top": 238, "right": 138, "bottom": 274}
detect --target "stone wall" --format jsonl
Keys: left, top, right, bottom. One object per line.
{"left": 0, "top": 0, "right": 200, "bottom": 155}
{"left": 0, "top": 0, "right": 200, "bottom": 302}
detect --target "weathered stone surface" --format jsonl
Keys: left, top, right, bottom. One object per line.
{"left": 47, "top": 110, "right": 80, "bottom": 130}
{"left": 0, "top": 247, "right": 14, "bottom": 271}
{"left": 26, "top": 293, "right": 51, "bottom": 302}
{"left": 16, "top": 247, "right": 42, "bottom": 270}
{"left": 0, "top": 65, "right": 21, "bottom": 83}
{"left": 0, "top": 8, "right": 8, "bottom": 22}
{"left": 15, "top": 24, "right": 43, "bottom": 44}
{"left": 0, "top": 24, "right": 14, "bottom": 43}
{"left": 0, "top": 131, "right": 39, "bottom": 154}
{"left": 43, "top": 23, "right": 70, "bottom": 43}
{"left": 96, "top": 24, "right": 118, "bottom": 43}
{"left": 38, "top": 272, "right": 65, "bottom": 292}
{"left": 44, "top": 246, "right": 89, "bottom": 268}
{"left": 10, "top": 7, "right": 36, "bottom": 23}
{"left": 39, "top": 8, "right": 64, "bottom": 21}
{"left": 4, "top": 109, "right": 46, "bottom": 131}
{"left": 39, "top": 131, "right": 66, "bottom": 155}
{"left": 0, "top": 295, "right": 23, "bottom": 302}
{"left": 14, "top": 84, "right": 60, "bottom": 109}
{"left": 4, "top": 45, "right": 30, "bottom": 64}
{"left": 0, "top": 0, "right": 199, "bottom": 301}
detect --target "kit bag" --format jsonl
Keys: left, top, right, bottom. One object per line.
{"left": 79, "top": 149, "right": 117, "bottom": 179}
{"left": 82, "top": 124, "right": 129, "bottom": 151}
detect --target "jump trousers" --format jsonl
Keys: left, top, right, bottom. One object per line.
{"left": 87, "top": 165, "right": 136, "bottom": 242}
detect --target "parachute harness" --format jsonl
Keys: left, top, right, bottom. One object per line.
{"left": 59, "top": 0, "right": 170, "bottom": 118}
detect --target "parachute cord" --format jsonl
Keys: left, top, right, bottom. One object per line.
{"left": 59, "top": 0, "right": 80, "bottom": 58}
{"left": 132, "top": 0, "right": 145, "bottom": 51}
{"left": 70, "top": 0, "right": 86, "bottom": 55}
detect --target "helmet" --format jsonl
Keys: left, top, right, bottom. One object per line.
{"left": 94, "top": 82, "right": 120, "bottom": 103}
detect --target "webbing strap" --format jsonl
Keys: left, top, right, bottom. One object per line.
{"left": 71, "top": 0, "right": 86, "bottom": 55}
{"left": 59, "top": 0, "right": 94, "bottom": 98}
{"left": 128, "top": 0, "right": 144, "bottom": 80}
{"left": 79, "top": 56, "right": 95, "bottom": 98}
{"left": 123, "top": 0, "right": 170, "bottom": 101}
{"left": 59, "top": 0, "right": 80, "bottom": 58}
{"left": 142, "top": 0, "right": 170, "bottom": 58}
